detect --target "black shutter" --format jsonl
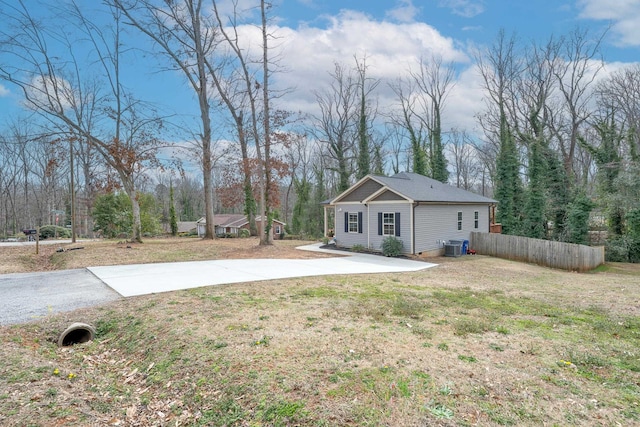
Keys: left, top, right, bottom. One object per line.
{"left": 357, "top": 212, "right": 363, "bottom": 233}
{"left": 395, "top": 212, "right": 401, "bottom": 236}
{"left": 378, "top": 212, "right": 382, "bottom": 235}
{"left": 344, "top": 212, "right": 348, "bottom": 233}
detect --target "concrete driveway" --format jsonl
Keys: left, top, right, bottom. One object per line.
{"left": 88, "top": 244, "right": 437, "bottom": 297}
{"left": 0, "top": 244, "right": 436, "bottom": 325}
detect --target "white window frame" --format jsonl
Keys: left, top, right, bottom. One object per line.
{"left": 457, "top": 211, "right": 463, "bottom": 231}
{"left": 275, "top": 224, "right": 281, "bottom": 234}
{"left": 474, "top": 211, "right": 479, "bottom": 229}
{"left": 348, "top": 212, "right": 359, "bottom": 233}
{"left": 382, "top": 212, "right": 395, "bottom": 236}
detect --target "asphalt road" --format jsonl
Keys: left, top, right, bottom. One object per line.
{"left": 0, "top": 269, "right": 121, "bottom": 326}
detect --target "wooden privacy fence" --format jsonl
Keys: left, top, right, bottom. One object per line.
{"left": 470, "top": 232, "right": 605, "bottom": 272}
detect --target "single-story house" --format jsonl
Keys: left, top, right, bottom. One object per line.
{"left": 196, "top": 215, "right": 286, "bottom": 239}
{"left": 325, "top": 172, "right": 497, "bottom": 256}
{"left": 163, "top": 221, "right": 197, "bottom": 234}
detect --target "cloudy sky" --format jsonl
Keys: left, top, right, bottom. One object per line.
{"left": 0, "top": 0, "right": 638, "bottom": 138}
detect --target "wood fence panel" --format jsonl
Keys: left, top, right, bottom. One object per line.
{"left": 470, "top": 232, "right": 604, "bottom": 272}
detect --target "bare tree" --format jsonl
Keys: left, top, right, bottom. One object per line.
{"left": 475, "top": 29, "right": 524, "bottom": 234}
{"left": 0, "top": 128, "right": 27, "bottom": 235}
{"left": 354, "top": 55, "right": 380, "bottom": 179}
{"left": 448, "top": 129, "right": 480, "bottom": 190}
{"left": 597, "top": 64, "right": 640, "bottom": 159}
{"left": 0, "top": 1, "right": 163, "bottom": 242}
{"left": 552, "top": 27, "right": 605, "bottom": 181}
{"left": 211, "top": 0, "right": 260, "bottom": 236}
{"left": 389, "top": 77, "right": 428, "bottom": 175}
{"left": 312, "top": 62, "right": 358, "bottom": 193}
{"left": 111, "top": 0, "right": 218, "bottom": 239}
{"left": 210, "top": 0, "right": 280, "bottom": 245}
{"left": 411, "top": 56, "right": 455, "bottom": 183}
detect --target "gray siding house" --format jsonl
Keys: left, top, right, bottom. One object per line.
{"left": 328, "top": 172, "right": 497, "bottom": 256}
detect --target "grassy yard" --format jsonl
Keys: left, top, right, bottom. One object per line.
{"left": 1, "top": 238, "right": 639, "bottom": 426}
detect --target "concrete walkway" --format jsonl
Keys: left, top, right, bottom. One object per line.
{"left": 88, "top": 243, "right": 437, "bottom": 297}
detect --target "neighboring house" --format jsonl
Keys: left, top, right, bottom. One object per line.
{"left": 326, "top": 172, "right": 497, "bottom": 256}
{"left": 163, "top": 221, "right": 197, "bottom": 234}
{"left": 196, "top": 215, "right": 286, "bottom": 239}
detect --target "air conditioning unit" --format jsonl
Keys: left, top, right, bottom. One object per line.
{"left": 444, "top": 242, "right": 462, "bottom": 257}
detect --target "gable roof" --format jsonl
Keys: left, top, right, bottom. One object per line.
{"left": 215, "top": 214, "right": 247, "bottom": 228}
{"left": 332, "top": 172, "right": 496, "bottom": 204}
{"left": 196, "top": 215, "right": 286, "bottom": 227}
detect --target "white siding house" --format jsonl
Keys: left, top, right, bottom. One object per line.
{"left": 328, "top": 172, "right": 497, "bottom": 255}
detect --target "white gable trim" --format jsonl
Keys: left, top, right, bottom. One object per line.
{"left": 362, "top": 186, "right": 413, "bottom": 204}
{"left": 330, "top": 175, "right": 387, "bottom": 204}
{"left": 366, "top": 199, "right": 413, "bottom": 204}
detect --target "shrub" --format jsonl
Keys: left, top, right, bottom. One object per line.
{"left": 606, "top": 237, "right": 629, "bottom": 262}
{"left": 239, "top": 228, "right": 251, "bottom": 238}
{"left": 39, "top": 225, "right": 71, "bottom": 240}
{"left": 381, "top": 236, "right": 403, "bottom": 257}
{"left": 351, "top": 244, "right": 365, "bottom": 252}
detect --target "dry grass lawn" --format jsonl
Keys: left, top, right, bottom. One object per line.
{"left": 1, "top": 237, "right": 639, "bottom": 426}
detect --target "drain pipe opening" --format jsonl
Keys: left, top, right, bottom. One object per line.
{"left": 58, "top": 322, "right": 96, "bottom": 347}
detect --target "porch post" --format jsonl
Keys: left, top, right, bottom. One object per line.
{"left": 324, "top": 206, "right": 328, "bottom": 237}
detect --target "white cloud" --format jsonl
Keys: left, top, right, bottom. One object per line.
{"left": 461, "top": 25, "right": 483, "bottom": 32}
{"left": 438, "top": 0, "right": 485, "bottom": 18}
{"left": 386, "top": 0, "right": 420, "bottom": 23}
{"left": 25, "top": 75, "right": 74, "bottom": 112}
{"left": 271, "top": 10, "right": 468, "bottom": 113}
{"left": 0, "top": 84, "right": 9, "bottom": 97}
{"left": 577, "top": 0, "right": 640, "bottom": 47}
{"left": 444, "top": 66, "right": 485, "bottom": 135}
{"left": 219, "top": 8, "right": 484, "bottom": 138}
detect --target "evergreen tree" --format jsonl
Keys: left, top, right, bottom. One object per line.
{"left": 243, "top": 182, "right": 258, "bottom": 236}
{"left": 356, "top": 92, "right": 370, "bottom": 179}
{"left": 430, "top": 123, "right": 449, "bottom": 183}
{"left": 566, "top": 191, "right": 594, "bottom": 245}
{"left": 93, "top": 192, "right": 133, "bottom": 238}
{"left": 309, "top": 165, "right": 327, "bottom": 238}
{"left": 545, "top": 149, "right": 571, "bottom": 240}
{"left": 138, "top": 193, "right": 163, "bottom": 236}
{"left": 522, "top": 140, "right": 547, "bottom": 239}
{"left": 626, "top": 208, "right": 640, "bottom": 263}
{"left": 494, "top": 122, "right": 523, "bottom": 235}
{"left": 169, "top": 183, "right": 178, "bottom": 236}
{"left": 291, "top": 177, "right": 311, "bottom": 235}
{"left": 355, "top": 56, "right": 377, "bottom": 180}
{"left": 579, "top": 115, "right": 623, "bottom": 236}
{"left": 372, "top": 143, "right": 384, "bottom": 175}
{"left": 411, "top": 131, "right": 429, "bottom": 176}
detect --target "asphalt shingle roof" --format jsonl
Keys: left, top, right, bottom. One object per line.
{"left": 371, "top": 172, "right": 496, "bottom": 204}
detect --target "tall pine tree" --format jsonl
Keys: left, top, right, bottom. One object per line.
{"left": 494, "top": 120, "right": 523, "bottom": 235}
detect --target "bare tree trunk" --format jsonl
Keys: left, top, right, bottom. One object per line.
{"left": 260, "top": 0, "right": 273, "bottom": 245}
{"left": 112, "top": 0, "right": 216, "bottom": 239}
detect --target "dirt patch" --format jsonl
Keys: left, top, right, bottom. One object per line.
{"left": 0, "top": 237, "right": 334, "bottom": 274}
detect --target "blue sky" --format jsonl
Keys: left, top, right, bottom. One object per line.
{"left": 1, "top": 0, "right": 639, "bottom": 139}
